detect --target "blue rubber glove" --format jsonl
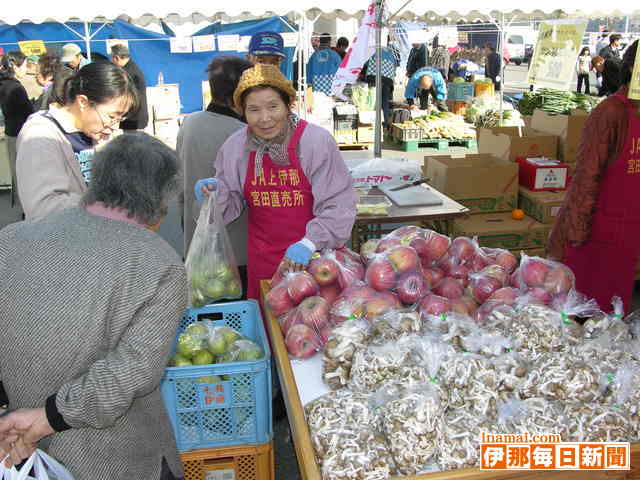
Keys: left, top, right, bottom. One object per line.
{"left": 194, "top": 178, "right": 218, "bottom": 204}
{"left": 285, "top": 241, "right": 314, "bottom": 267}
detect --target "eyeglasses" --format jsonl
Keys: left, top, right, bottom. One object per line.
{"left": 92, "top": 104, "right": 126, "bottom": 128}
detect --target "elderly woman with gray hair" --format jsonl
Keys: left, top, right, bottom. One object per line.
{"left": 0, "top": 133, "right": 187, "bottom": 480}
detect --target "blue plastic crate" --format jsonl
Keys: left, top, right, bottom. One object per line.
{"left": 448, "top": 82, "right": 475, "bottom": 101}
{"left": 161, "top": 300, "right": 272, "bottom": 452}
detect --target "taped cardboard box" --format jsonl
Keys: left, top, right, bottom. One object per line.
{"left": 425, "top": 154, "right": 518, "bottom": 214}
{"left": 452, "top": 213, "right": 551, "bottom": 250}
{"left": 357, "top": 125, "right": 374, "bottom": 143}
{"left": 531, "top": 109, "right": 588, "bottom": 164}
{"left": 477, "top": 126, "right": 559, "bottom": 162}
{"left": 518, "top": 186, "right": 566, "bottom": 224}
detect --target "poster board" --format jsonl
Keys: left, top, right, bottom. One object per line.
{"left": 628, "top": 42, "right": 640, "bottom": 100}
{"left": 18, "top": 40, "right": 46, "bottom": 56}
{"left": 527, "top": 20, "right": 587, "bottom": 90}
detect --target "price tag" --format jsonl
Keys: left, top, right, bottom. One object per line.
{"left": 193, "top": 35, "right": 216, "bottom": 53}
{"left": 217, "top": 34, "right": 240, "bottom": 52}
{"left": 170, "top": 37, "right": 193, "bottom": 54}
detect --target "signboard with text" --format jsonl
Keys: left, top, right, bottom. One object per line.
{"left": 527, "top": 20, "right": 587, "bottom": 90}
{"left": 628, "top": 41, "right": 640, "bottom": 100}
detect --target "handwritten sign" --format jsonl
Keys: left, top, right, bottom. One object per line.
{"left": 281, "top": 32, "right": 298, "bottom": 48}
{"left": 628, "top": 41, "right": 640, "bottom": 100}
{"left": 18, "top": 40, "right": 46, "bottom": 56}
{"left": 527, "top": 20, "right": 587, "bottom": 90}
{"left": 217, "top": 34, "right": 240, "bottom": 52}
{"left": 193, "top": 35, "right": 215, "bottom": 53}
{"left": 170, "top": 37, "right": 193, "bottom": 54}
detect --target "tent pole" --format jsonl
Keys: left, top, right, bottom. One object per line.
{"left": 374, "top": 0, "right": 383, "bottom": 158}
{"left": 84, "top": 21, "right": 91, "bottom": 60}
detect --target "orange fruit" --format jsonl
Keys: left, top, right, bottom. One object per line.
{"left": 512, "top": 209, "right": 525, "bottom": 220}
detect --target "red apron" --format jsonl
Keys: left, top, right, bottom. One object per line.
{"left": 243, "top": 120, "right": 315, "bottom": 301}
{"left": 564, "top": 93, "right": 640, "bottom": 313}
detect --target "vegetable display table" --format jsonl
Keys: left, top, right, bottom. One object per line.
{"left": 260, "top": 281, "right": 640, "bottom": 480}
{"left": 352, "top": 186, "right": 469, "bottom": 252}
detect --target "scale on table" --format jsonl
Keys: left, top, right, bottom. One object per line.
{"left": 379, "top": 181, "right": 444, "bottom": 208}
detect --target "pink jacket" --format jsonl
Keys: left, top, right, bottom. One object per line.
{"left": 215, "top": 122, "right": 357, "bottom": 250}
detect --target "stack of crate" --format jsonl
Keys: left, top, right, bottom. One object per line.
{"left": 161, "top": 301, "right": 274, "bottom": 480}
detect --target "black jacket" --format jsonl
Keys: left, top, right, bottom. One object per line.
{"left": 121, "top": 60, "right": 149, "bottom": 130}
{"left": 485, "top": 52, "right": 501, "bottom": 81}
{"left": 406, "top": 44, "right": 428, "bottom": 77}
{"left": 598, "top": 45, "right": 621, "bottom": 61}
{"left": 599, "top": 58, "right": 623, "bottom": 97}
{"left": 0, "top": 77, "right": 33, "bottom": 137}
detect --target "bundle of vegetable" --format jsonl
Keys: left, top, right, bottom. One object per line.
{"left": 465, "top": 95, "right": 523, "bottom": 128}
{"left": 412, "top": 116, "right": 475, "bottom": 139}
{"left": 518, "top": 88, "right": 602, "bottom": 116}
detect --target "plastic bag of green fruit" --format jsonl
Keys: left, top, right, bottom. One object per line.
{"left": 185, "top": 189, "right": 243, "bottom": 307}
{"left": 169, "top": 322, "right": 264, "bottom": 367}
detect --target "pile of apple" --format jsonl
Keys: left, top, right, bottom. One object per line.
{"left": 265, "top": 226, "right": 582, "bottom": 360}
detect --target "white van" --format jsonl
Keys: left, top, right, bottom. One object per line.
{"left": 506, "top": 33, "right": 526, "bottom": 65}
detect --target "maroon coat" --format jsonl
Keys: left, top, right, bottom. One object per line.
{"left": 548, "top": 87, "right": 631, "bottom": 260}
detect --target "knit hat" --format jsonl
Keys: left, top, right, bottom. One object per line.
{"left": 233, "top": 64, "right": 296, "bottom": 110}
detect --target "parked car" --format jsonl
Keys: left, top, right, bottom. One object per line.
{"left": 524, "top": 44, "right": 534, "bottom": 64}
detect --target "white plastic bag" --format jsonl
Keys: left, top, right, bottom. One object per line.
{"left": 2, "top": 450, "right": 74, "bottom": 480}
{"left": 185, "top": 190, "right": 243, "bottom": 307}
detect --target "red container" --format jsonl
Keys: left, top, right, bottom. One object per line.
{"left": 517, "top": 156, "right": 569, "bottom": 192}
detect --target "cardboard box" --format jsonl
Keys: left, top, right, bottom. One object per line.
{"left": 357, "top": 126, "right": 374, "bottom": 143}
{"left": 478, "top": 127, "right": 559, "bottom": 163}
{"left": 517, "top": 158, "right": 568, "bottom": 191}
{"left": 334, "top": 104, "right": 358, "bottom": 132}
{"left": 147, "top": 84, "right": 181, "bottom": 121}
{"left": 452, "top": 213, "right": 551, "bottom": 250}
{"left": 518, "top": 187, "right": 566, "bottom": 224}
{"left": 531, "top": 109, "right": 589, "bottom": 164}
{"left": 425, "top": 154, "right": 518, "bottom": 214}
{"left": 154, "top": 119, "right": 179, "bottom": 149}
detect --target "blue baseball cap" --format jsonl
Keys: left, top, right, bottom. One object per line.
{"left": 249, "top": 32, "right": 285, "bottom": 58}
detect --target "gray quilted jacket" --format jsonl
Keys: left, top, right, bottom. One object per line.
{"left": 0, "top": 207, "right": 187, "bottom": 479}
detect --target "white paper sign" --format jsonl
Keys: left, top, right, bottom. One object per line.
{"left": 238, "top": 36, "right": 252, "bottom": 52}
{"left": 106, "top": 39, "right": 129, "bottom": 52}
{"left": 192, "top": 35, "right": 216, "bottom": 53}
{"left": 170, "top": 37, "right": 193, "bottom": 54}
{"left": 281, "top": 31, "right": 298, "bottom": 48}
{"left": 217, "top": 34, "right": 240, "bottom": 51}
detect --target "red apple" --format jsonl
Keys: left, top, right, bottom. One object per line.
{"left": 438, "top": 255, "right": 458, "bottom": 276}
{"left": 494, "top": 251, "right": 518, "bottom": 274}
{"left": 297, "top": 296, "right": 330, "bottom": 330}
{"left": 449, "top": 264, "right": 471, "bottom": 287}
{"left": 266, "top": 285, "right": 294, "bottom": 317}
{"left": 520, "top": 259, "right": 550, "bottom": 287}
{"left": 481, "top": 265, "right": 508, "bottom": 285}
{"left": 424, "top": 232, "right": 451, "bottom": 262}
{"left": 526, "top": 287, "right": 552, "bottom": 305}
{"left": 309, "top": 258, "right": 340, "bottom": 286}
{"left": 330, "top": 297, "right": 366, "bottom": 324}
{"left": 364, "top": 295, "right": 398, "bottom": 319}
{"left": 396, "top": 271, "right": 428, "bottom": 305}
{"left": 376, "top": 238, "right": 402, "bottom": 253}
{"left": 365, "top": 260, "right": 397, "bottom": 291}
{"left": 394, "top": 225, "right": 421, "bottom": 239}
{"left": 423, "top": 267, "right": 445, "bottom": 288}
{"left": 489, "top": 287, "right": 518, "bottom": 305}
{"left": 470, "top": 275, "right": 503, "bottom": 304}
{"left": 285, "top": 324, "right": 321, "bottom": 359}
{"left": 543, "top": 265, "right": 574, "bottom": 295}
{"left": 280, "top": 309, "right": 302, "bottom": 336}
{"left": 419, "top": 294, "right": 451, "bottom": 316}
{"left": 451, "top": 298, "right": 473, "bottom": 316}
{"left": 287, "top": 272, "right": 319, "bottom": 305}
{"left": 387, "top": 246, "right": 420, "bottom": 274}
{"left": 340, "top": 284, "right": 378, "bottom": 301}
{"left": 338, "top": 263, "right": 365, "bottom": 290}
{"left": 319, "top": 284, "right": 341, "bottom": 305}
{"left": 449, "top": 237, "right": 475, "bottom": 262}
{"left": 470, "top": 253, "right": 490, "bottom": 272}
{"left": 510, "top": 271, "right": 523, "bottom": 289}
{"left": 409, "top": 237, "right": 430, "bottom": 259}
{"left": 433, "top": 277, "right": 464, "bottom": 299}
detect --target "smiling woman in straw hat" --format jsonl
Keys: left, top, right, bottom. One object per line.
{"left": 194, "top": 63, "right": 356, "bottom": 302}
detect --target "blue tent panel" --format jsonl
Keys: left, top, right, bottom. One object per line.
{"left": 0, "top": 17, "right": 297, "bottom": 114}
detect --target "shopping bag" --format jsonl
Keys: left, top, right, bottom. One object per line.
{"left": 185, "top": 189, "right": 242, "bottom": 307}
{"left": 2, "top": 449, "right": 74, "bottom": 480}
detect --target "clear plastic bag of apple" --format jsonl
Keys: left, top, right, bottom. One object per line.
{"left": 281, "top": 295, "right": 329, "bottom": 359}
{"left": 365, "top": 245, "right": 424, "bottom": 303}
{"left": 266, "top": 271, "right": 319, "bottom": 317}
{"left": 308, "top": 248, "right": 365, "bottom": 294}
{"left": 185, "top": 191, "right": 242, "bottom": 307}
{"left": 512, "top": 253, "right": 575, "bottom": 298}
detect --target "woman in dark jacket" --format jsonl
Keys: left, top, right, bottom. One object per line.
{"left": 0, "top": 51, "right": 33, "bottom": 206}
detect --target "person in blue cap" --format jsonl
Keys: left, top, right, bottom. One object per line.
{"left": 405, "top": 66, "right": 448, "bottom": 111}
{"left": 248, "top": 32, "right": 286, "bottom": 67}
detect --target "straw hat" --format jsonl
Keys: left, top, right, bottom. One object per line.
{"left": 233, "top": 64, "right": 296, "bottom": 110}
